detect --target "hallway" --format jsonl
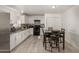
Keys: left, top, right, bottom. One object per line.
{"left": 11, "top": 35, "right": 79, "bottom": 53}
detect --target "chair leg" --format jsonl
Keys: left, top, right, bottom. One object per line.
{"left": 63, "top": 39, "right": 65, "bottom": 50}
{"left": 45, "top": 42, "right": 47, "bottom": 50}
{"left": 63, "top": 35, "right": 65, "bottom": 50}
{"left": 58, "top": 43, "right": 60, "bottom": 52}
{"left": 43, "top": 42, "right": 44, "bottom": 47}
{"left": 56, "top": 41, "right": 57, "bottom": 47}
{"left": 50, "top": 43, "right": 53, "bottom": 52}
{"left": 43, "top": 41, "right": 47, "bottom": 50}
{"left": 51, "top": 48, "right": 52, "bottom": 52}
{"left": 43, "top": 36, "right": 47, "bottom": 49}
{"left": 43, "top": 39, "right": 44, "bottom": 47}
{"left": 57, "top": 40, "right": 60, "bottom": 52}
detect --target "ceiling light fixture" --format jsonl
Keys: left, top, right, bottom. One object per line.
{"left": 52, "top": 6, "right": 56, "bottom": 8}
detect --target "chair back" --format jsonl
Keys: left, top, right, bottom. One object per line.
{"left": 42, "top": 28, "right": 45, "bottom": 35}
{"left": 61, "top": 28, "right": 65, "bottom": 32}
{"left": 48, "top": 27, "right": 53, "bottom": 31}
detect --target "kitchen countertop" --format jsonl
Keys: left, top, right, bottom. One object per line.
{"left": 10, "top": 28, "right": 29, "bottom": 34}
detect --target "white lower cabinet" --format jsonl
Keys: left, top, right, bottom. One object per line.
{"left": 22, "top": 30, "right": 26, "bottom": 41}
{"left": 15, "top": 32, "right": 22, "bottom": 46}
{"left": 10, "top": 33, "right": 16, "bottom": 50}
{"left": 10, "top": 29, "right": 31, "bottom": 51}
{"left": 29, "top": 28, "right": 33, "bottom": 35}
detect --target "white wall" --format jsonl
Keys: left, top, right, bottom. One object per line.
{"left": 45, "top": 13, "right": 62, "bottom": 30}
{"left": 62, "top": 6, "right": 79, "bottom": 49}
{"left": 25, "top": 15, "right": 29, "bottom": 24}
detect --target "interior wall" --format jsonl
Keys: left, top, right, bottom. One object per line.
{"left": 62, "top": 6, "right": 79, "bottom": 49}
{"left": 45, "top": 13, "right": 62, "bottom": 30}
{"left": 25, "top": 15, "right": 29, "bottom": 24}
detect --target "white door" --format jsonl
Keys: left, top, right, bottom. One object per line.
{"left": 46, "top": 17, "right": 61, "bottom": 30}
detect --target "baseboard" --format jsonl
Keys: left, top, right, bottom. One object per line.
{"left": 0, "top": 50, "right": 10, "bottom": 53}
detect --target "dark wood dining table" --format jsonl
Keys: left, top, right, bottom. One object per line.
{"left": 44, "top": 30, "right": 60, "bottom": 37}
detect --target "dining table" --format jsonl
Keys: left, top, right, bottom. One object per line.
{"left": 44, "top": 30, "right": 60, "bottom": 37}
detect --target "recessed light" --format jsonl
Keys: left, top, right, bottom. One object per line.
{"left": 52, "top": 6, "right": 56, "bottom": 8}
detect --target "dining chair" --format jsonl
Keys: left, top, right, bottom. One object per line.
{"left": 49, "top": 31, "right": 60, "bottom": 52}
{"left": 59, "top": 28, "right": 65, "bottom": 50}
{"left": 48, "top": 27, "right": 53, "bottom": 31}
{"left": 42, "top": 28, "right": 46, "bottom": 47}
{"left": 42, "top": 28, "right": 51, "bottom": 50}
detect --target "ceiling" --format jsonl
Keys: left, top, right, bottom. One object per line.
{"left": 0, "top": 10, "right": 4, "bottom": 13}
{"left": 8, "top": 5, "right": 73, "bottom": 15}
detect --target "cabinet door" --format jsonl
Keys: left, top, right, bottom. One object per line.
{"left": 29, "top": 28, "right": 33, "bottom": 35}
{"left": 22, "top": 30, "right": 28, "bottom": 40}
{"left": 15, "top": 32, "right": 22, "bottom": 46}
{"left": 21, "top": 31, "right": 25, "bottom": 41}
{"left": 10, "top": 34, "right": 16, "bottom": 50}
{"left": 27, "top": 29, "right": 30, "bottom": 37}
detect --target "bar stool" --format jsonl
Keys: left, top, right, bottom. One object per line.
{"left": 49, "top": 31, "right": 60, "bottom": 52}
{"left": 59, "top": 28, "right": 65, "bottom": 50}
{"left": 42, "top": 28, "right": 51, "bottom": 50}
